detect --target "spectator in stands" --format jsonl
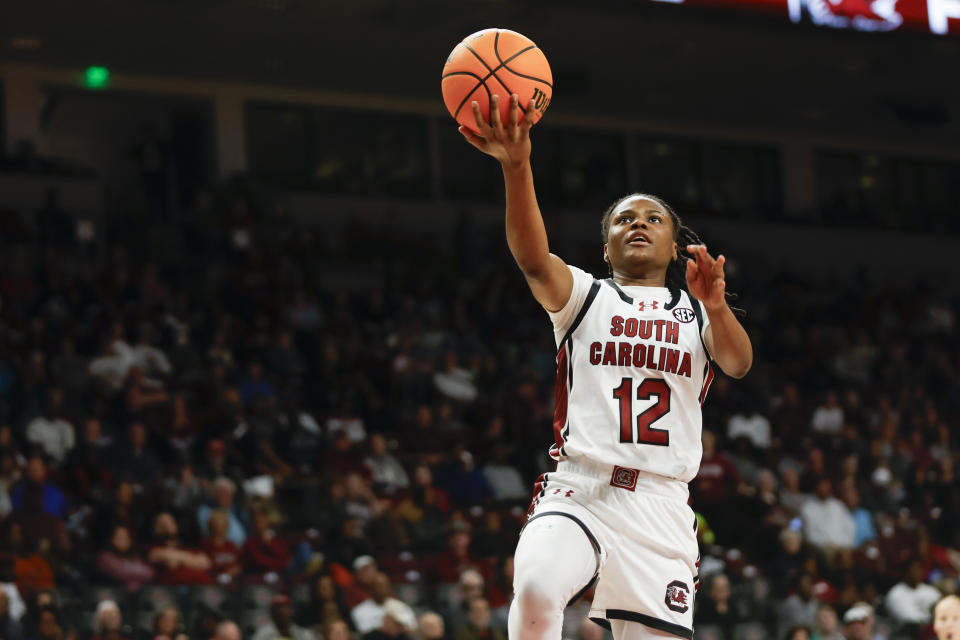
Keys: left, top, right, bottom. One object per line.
{"left": 481, "top": 443, "right": 526, "bottom": 501}
{"left": 396, "top": 464, "right": 451, "bottom": 550}
{"left": 300, "top": 573, "right": 350, "bottom": 628}
{"left": 452, "top": 598, "right": 503, "bottom": 640}
{"left": 91, "top": 600, "right": 127, "bottom": 640}
{"left": 696, "top": 574, "right": 744, "bottom": 639}
{"left": 65, "top": 417, "right": 113, "bottom": 500}
{"left": 31, "top": 607, "right": 63, "bottom": 640}
{"left": 779, "top": 574, "right": 820, "bottom": 639}
{"left": 197, "top": 477, "right": 247, "bottom": 547}
{"left": 694, "top": 430, "right": 743, "bottom": 539}
{"left": 324, "top": 620, "right": 350, "bottom": 640}
{"left": 24, "top": 390, "right": 74, "bottom": 466}
{"left": 252, "top": 595, "right": 314, "bottom": 640}
{"left": 364, "top": 433, "right": 409, "bottom": 494}
{"left": 201, "top": 510, "right": 243, "bottom": 582}
{"left": 418, "top": 612, "right": 445, "bottom": 640}
{"left": 434, "top": 447, "right": 491, "bottom": 509}
{"left": 238, "top": 360, "right": 275, "bottom": 404}
{"left": 0, "top": 590, "right": 23, "bottom": 640}
{"left": 441, "top": 569, "right": 485, "bottom": 633}
{"left": 934, "top": 596, "right": 960, "bottom": 640}
{"left": 351, "top": 572, "right": 415, "bottom": 635}
{"left": 365, "top": 600, "right": 417, "bottom": 640}
{"left": 838, "top": 482, "right": 875, "bottom": 548}
{"left": 811, "top": 604, "right": 842, "bottom": 640}
{"left": 10, "top": 455, "right": 66, "bottom": 519}
{"left": 784, "top": 625, "right": 811, "bottom": 640}
{"left": 841, "top": 603, "right": 876, "bottom": 640}
{"left": 470, "top": 512, "right": 514, "bottom": 559}
{"left": 115, "top": 422, "right": 161, "bottom": 491}
{"left": 153, "top": 605, "right": 181, "bottom": 640}
{"left": 125, "top": 366, "right": 170, "bottom": 419}
{"left": 727, "top": 401, "right": 772, "bottom": 450}
{"left": 242, "top": 508, "right": 290, "bottom": 577}
{"left": 884, "top": 559, "right": 941, "bottom": 626}
{"left": 213, "top": 620, "right": 242, "bottom": 640}
{"left": 810, "top": 391, "right": 843, "bottom": 437}
{"left": 147, "top": 512, "right": 213, "bottom": 585}
{"left": 132, "top": 323, "right": 172, "bottom": 379}
{"left": 93, "top": 482, "right": 147, "bottom": 546}
{"left": 800, "top": 478, "right": 855, "bottom": 553}
{"left": 431, "top": 527, "right": 484, "bottom": 585}
{"left": 96, "top": 524, "right": 155, "bottom": 591}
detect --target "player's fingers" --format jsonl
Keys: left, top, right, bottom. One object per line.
{"left": 509, "top": 94, "right": 520, "bottom": 128}
{"left": 715, "top": 255, "right": 726, "bottom": 275}
{"left": 518, "top": 100, "right": 534, "bottom": 134}
{"left": 458, "top": 125, "right": 487, "bottom": 150}
{"left": 471, "top": 101, "right": 492, "bottom": 137}
{"left": 490, "top": 94, "right": 504, "bottom": 134}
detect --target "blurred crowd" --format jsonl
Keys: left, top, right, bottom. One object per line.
{"left": 0, "top": 177, "right": 958, "bottom": 640}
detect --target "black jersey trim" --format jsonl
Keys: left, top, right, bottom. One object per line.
{"left": 559, "top": 280, "right": 602, "bottom": 351}
{"left": 690, "top": 295, "right": 710, "bottom": 358}
{"left": 665, "top": 286, "right": 681, "bottom": 311}
{"left": 603, "top": 278, "right": 633, "bottom": 304}
{"left": 524, "top": 510, "right": 602, "bottom": 555}
{"left": 589, "top": 618, "right": 612, "bottom": 631}
{"left": 604, "top": 610, "right": 693, "bottom": 639}
{"left": 523, "top": 511, "right": 601, "bottom": 607}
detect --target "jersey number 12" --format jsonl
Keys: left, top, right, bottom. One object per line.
{"left": 612, "top": 377, "right": 671, "bottom": 446}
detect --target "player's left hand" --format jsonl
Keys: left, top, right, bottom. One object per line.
{"left": 685, "top": 244, "right": 726, "bottom": 311}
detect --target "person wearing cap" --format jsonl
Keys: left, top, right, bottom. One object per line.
{"left": 342, "top": 556, "right": 378, "bottom": 609}
{"left": 934, "top": 595, "right": 960, "bottom": 640}
{"left": 252, "top": 595, "right": 314, "bottom": 640}
{"left": 842, "top": 602, "right": 880, "bottom": 640}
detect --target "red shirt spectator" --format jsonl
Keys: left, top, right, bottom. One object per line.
{"left": 694, "top": 430, "right": 742, "bottom": 505}
{"left": 201, "top": 510, "right": 243, "bottom": 580}
{"left": 243, "top": 509, "right": 290, "bottom": 575}
{"left": 147, "top": 512, "right": 213, "bottom": 585}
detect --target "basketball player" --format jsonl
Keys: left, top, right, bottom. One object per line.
{"left": 459, "top": 94, "right": 753, "bottom": 640}
{"left": 935, "top": 595, "right": 960, "bottom": 640}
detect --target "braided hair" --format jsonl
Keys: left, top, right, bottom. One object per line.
{"left": 600, "top": 193, "right": 742, "bottom": 315}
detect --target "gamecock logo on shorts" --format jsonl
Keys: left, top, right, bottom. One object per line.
{"left": 665, "top": 580, "right": 690, "bottom": 613}
{"left": 672, "top": 307, "right": 695, "bottom": 323}
{"left": 610, "top": 465, "right": 638, "bottom": 491}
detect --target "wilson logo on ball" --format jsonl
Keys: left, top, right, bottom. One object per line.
{"left": 673, "top": 308, "right": 695, "bottom": 323}
{"left": 531, "top": 87, "right": 551, "bottom": 113}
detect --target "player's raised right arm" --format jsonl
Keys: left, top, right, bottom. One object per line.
{"left": 458, "top": 93, "right": 573, "bottom": 312}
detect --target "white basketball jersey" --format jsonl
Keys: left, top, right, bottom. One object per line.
{"left": 547, "top": 265, "right": 715, "bottom": 483}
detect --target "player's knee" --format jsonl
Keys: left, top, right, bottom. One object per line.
{"left": 513, "top": 574, "right": 567, "bottom": 616}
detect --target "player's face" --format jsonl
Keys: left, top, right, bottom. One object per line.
{"left": 604, "top": 196, "right": 678, "bottom": 278}
{"left": 935, "top": 598, "right": 960, "bottom": 640}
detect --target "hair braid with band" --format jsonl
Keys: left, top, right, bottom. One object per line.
{"left": 600, "top": 193, "right": 744, "bottom": 316}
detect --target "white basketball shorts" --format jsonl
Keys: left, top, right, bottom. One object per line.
{"left": 524, "top": 458, "right": 700, "bottom": 639}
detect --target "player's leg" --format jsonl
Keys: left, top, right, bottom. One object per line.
{"left": 609, "top": 620, "right": 687, "bottom": 640}
{"left": 508, "top": 514, "right": 600, "bottom": 640}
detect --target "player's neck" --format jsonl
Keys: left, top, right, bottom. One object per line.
{"left": 611, "top": 269, "right": 667, "bottom": 288}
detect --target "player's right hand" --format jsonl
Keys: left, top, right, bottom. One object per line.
{"left": 458, "top": 93, "right": 532, "bottom": 171}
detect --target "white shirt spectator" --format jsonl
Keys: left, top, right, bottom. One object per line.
{"left": 251, "top": 622, "right": 314, "bottom": 640}
{"left": 885, "top": 581, "right": 941, "bottom": 624}
{"left": 727, "top": 411, "right": 772, "bottom": 448}
{"left": 811, "top": 404, "right": 844, "bottom": 434}
{"left": 800, "top": 496, "right": 855, "bottom": 549}
{"left": 0, "top": 582, "right": 26, "bottom": 621}
{"left": 88, "top": 340, "right": 136, "bottom": 390}
{"left": 352, "top": 597, "right": 415, "bottom": 634}
{"left": 132, "top": 344, "right": 172, "bottom": 377}
{"left": 25, "top": 416, "right": 75, "bottom": 464}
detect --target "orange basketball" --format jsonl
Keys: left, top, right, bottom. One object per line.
{"left": 441, "top": 28, "right": 553, "bottom": 134}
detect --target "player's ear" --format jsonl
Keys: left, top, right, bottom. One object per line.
{"left": 672, "top": 242, "right": 678, "bottom": 261}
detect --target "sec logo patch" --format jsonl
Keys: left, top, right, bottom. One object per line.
{"left": 672, "top": 307, "right": 695, "bottom": 323}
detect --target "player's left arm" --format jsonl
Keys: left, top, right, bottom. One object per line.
{"left": 685, "top": 245, "right": 753, "bottom": 379}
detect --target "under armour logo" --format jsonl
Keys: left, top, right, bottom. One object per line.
{"left": 638, "top": 300, "right": 659, "bottom": 312}
{"left": 553, "top": 489, "right": 574, "bottom": 497}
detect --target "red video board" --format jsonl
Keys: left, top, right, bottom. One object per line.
{"left": 651, "top": 0, "right": 960, "bottom": 34}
